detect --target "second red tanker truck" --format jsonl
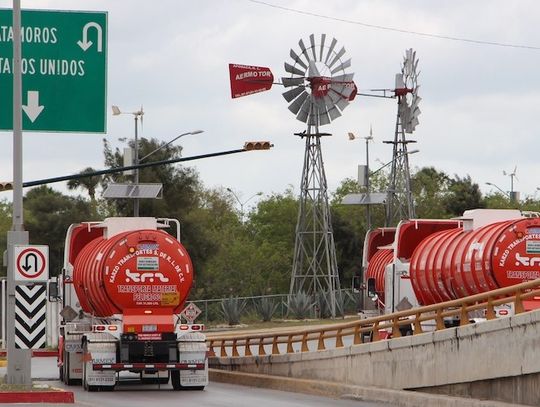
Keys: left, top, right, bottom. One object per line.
{"left": 363, "top": 209, "right": 540, "bottom": 321}
{"left": 57, "top": 217, "right": 208, "bottom": 391}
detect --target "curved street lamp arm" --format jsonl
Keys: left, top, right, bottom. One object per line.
{"left": 139, "top": 130, "right": 204, "bottom": 162}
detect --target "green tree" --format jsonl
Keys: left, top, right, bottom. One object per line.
{"left": 331, "top": 178, "right": 370, "bottom": 287}
{"left": 331, "top": 177, "right": 361, "bottom": 206}
{"left": 67, "top": 167, "right": 102, "bottom": 215}
{"left": 246, "top": 190, "right": 299, "bottom": 295}
{"left": 444, "top": 175, "right": 485, "bottom": 216}
{"left": 197, "top": 189, "right": 298, "bottom": 299}
{"left": 0, "top": 200, "right": 12, "bottom": 276}
{"left": 186, "top": 188, "right": 239, "bottom": 298}
{"left": 484, "top": 193, "right": 515, "bottom": 210}
{"left": 520, "top": 196, "right": 540, "bottom": 214}
{"left": 411, "top": 166, "right": 450, "bottom": 219}
{"left": 331, "top": 207, "right": 363, "bottom": 290}
{"left": 249, "top": 188, "right": 298, "bottom": 246}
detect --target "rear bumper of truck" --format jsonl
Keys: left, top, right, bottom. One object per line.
{"left": 93, "top": 362, "right": 206, "bottom": 371}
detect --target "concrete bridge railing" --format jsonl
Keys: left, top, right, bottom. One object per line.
{"left": 208, "top": 280, "right": 540, "bottom": 406}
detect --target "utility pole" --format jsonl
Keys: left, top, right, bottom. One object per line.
{"left": 364, "top": 126, "right": 373, "bottom": 231}
{"left": 111, "top": 105, "right": 143, "bottom": 216}
{"left": 133, "top": 113, "right": 140, "bottom": 216}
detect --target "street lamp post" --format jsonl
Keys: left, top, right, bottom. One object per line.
{"left": 227, "top": 188, "right": 262, "bottom": 223}
{"left": 373, "top": 150, "right": 420, "bottom": 177}
{"left": 485, "top": 182, "right": 510, "bottom": 198}
{"left": 112, "top": 105, "right": 203, "bottom": 216}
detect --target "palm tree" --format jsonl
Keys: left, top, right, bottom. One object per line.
{"left": 67, "top": 167, "right": 101, "bottom": 204}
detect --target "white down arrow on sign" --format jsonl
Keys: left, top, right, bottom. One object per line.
{"left": 22, "top": 91, "right": 45, "bottom": 122}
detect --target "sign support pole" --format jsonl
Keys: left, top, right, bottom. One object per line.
{"left": 6, "top": 0, "right": 31, "bottom": 385}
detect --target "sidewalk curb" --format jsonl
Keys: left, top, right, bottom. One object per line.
{"left": 209, "top": 369, "right": 521, "bottom": 407}
{"left": 0, "top": 350, "right": 57, "bottom": 358}
{"left": 0, "top": 389, "right": 74, "bottom": 404}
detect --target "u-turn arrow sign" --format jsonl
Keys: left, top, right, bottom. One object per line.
{"left": 14, "top": 245, "right": 49, "bottom": 282}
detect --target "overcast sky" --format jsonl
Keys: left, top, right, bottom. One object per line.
{"left": 1, "top": 0, "right": 540, "bottom": 211}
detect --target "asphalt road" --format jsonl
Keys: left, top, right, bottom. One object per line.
{"left": 1, "top": 357, "right": 395, "bottom": 407}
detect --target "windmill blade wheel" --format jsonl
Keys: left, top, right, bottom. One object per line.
{"left": 281, "top": 34, "right": 354, "bottom": 127}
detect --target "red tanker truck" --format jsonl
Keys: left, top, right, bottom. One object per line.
{"left": 57, "top": 217, "right": 208, "bottom": 391}
{"left": 363, "top": 209, "right": 540, "bottom": 324}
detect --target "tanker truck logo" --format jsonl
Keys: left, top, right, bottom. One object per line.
{"left": 125, "top": 269, "right": 169, "bottom": 283}
{"left": 515, "top": 253, "right": 540, "bottom": 267}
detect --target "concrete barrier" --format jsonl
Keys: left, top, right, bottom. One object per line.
{"left": 211, "top": 309, "right": 540, "bottom": 405}
{"left": 209, "top": 369, "right": 518, "bottom": 407}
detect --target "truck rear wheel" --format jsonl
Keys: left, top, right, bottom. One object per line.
{"left": 171, "top": 370, "right": 181, "bottom": 390}
{"left": 62, "top": 353, "right": 77, "bottom": 386}
{"left": 82, "top": 362, "right": 99, "bottom": 392}
{"left": 81, "top": 349, "right": 100, "bottom": 392}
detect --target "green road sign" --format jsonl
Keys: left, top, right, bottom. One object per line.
{"left": 0, "top": 9, "right": 107, "bottom": 133}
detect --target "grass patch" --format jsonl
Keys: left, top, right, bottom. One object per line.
{"left": 0, "top": 383, "right": 57, "bottom": 392}
{"left": 0, "top": 376, "right": 56, "bottom": 392}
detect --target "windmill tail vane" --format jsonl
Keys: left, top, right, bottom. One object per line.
{"left": 229, "top": 63, "right": 274, "bottom": 99}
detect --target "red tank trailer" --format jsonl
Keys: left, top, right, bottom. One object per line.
{"left": 363, "top": 210, "right": 540, "bottom": 314}
{"left": 58, "top": 217, "right": 208, "bottom": 392}
{"left": 72, "top": 227, "right": 193, "bottom": 317}
{"left": 410, "top": 217, "right": 540, "bottom": 305}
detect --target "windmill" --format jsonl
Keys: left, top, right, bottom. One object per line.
{"left": 228, "top": 34, "right": 355, "bottom": 317}
{"left": 283, "top": 34, "right": 355, "bottom": 318}
{"left": 384, "top": 48, "right": 421, "bottom": 226}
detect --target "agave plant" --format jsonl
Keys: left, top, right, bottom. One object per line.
{"left": 220, "top": 296, "right": 246, "bottom": 326}
{"left": 334, "top": 289, "right": 346, "bottom": 317}
{"left": 316, "top": 290, "right": 347, "bottom": 318}
{"left": 316, "top": 291, "right": 332, "bottom": 319}
{"left": 286, "top": 292, "right": 315, "bottom": 320}
{"left": 254, "top": 297, "right": 278, "bottom": 322}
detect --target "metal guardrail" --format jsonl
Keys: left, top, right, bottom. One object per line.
{"left": 207, "top": 279, "right": 540, "bottom": 358}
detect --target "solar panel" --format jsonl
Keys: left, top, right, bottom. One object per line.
{"left": 341, "top": 193, "right": 386, "bottom": 205}
{"left": 103, "top": 183, "right": 163, "bottom": 199}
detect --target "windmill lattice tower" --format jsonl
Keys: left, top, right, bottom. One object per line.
{"left": 282, "top": 34, "right": 355, "bottom": 317}
{"left": 385, "top": 49, "right": 421, "bottom": 226}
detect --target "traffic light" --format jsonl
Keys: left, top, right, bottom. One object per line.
{"left": 0, "top": 182, "right": 13, "bottom": 191}
{"left": 243, "top": 141, "right": 273, "bottom": 151}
